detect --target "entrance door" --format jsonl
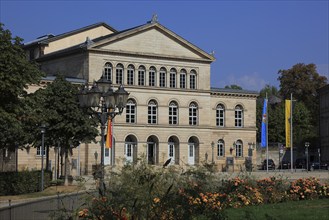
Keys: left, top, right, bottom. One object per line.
{"left": 125, "top": 143, "right": 133, "bottom": 163}
{"left": 188, "top": 144, "right": 195, "bottom": 165}
{"left": 148, "top": 143, "right": 155, "bottom": 164}
{"left": 168, "top": 143, "right": 175, "bottom": 165}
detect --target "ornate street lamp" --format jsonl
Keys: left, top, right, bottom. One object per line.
{"left": 40, "top": 124, "right": 46, "bottom": 191}
{"left": 78, "top": 76, "right": 129, "bottom": 193}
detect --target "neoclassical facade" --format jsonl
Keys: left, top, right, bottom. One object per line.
{"left": 16, "top": 17, "right": 258, "bottom": 175}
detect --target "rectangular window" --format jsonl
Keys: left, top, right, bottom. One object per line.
{"left": 138, "top": 69, "right": 145, "bottom": 86}
{"left": 189, "top": 107, "right": 197, "bottom": 125}
{"left": 127, "top": 69, "right": 134, "bottom": 85}
{"left": 235, "top": 110, "right": 243, "bottom": 127}
{"left": 149, "top": 69, "right": 156, "bottom": 86}
{"left": 170, "top": 73, "right": 176, "bottom": 88}
{"left": 190, "top": 74, "right": 196, "bottom": 89}
{"left": 36, "top": 146, "right": 46, "bottom": 156}
{"left": 116, "top": 68, "right": 123, "bottom": 84}
{"left": 180, "top": 74, "right": 186, "bottom": 89}
{"left": 148, "top": 105, "right": 157, "bottom": 124}
{"left": 160, "top": 72, "right": 166, "bottom": 87}
{"left": 236, "top": 144, "right": 243, "bottom": 157}
{"left": 169, "top": 106, "right": 178, "bottom": 125}
{"left": 216, "top": 109, "right": 224, "bottom": 127}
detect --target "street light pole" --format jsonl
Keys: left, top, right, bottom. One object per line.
{"left": 78, "top": 76, "right": 129, "bottom": 194}
{"left": 40, "top": 124, "right": 46, "bottom": 191}
{"left": 211, "top": 141, "right": 214, "bottom": 163}
{"left": 305, "top": 142, "right": 309, "bottom": 171}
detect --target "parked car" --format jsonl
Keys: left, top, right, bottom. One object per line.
{"left": 295, "top": 158, "right": 306, "bottom": 169}
{"left": 309, "top": 162, "right": 329, "bottom": 171}
{"left": 262, "top": 159, "right": 276, "bottom": 170}
{"left": 278, "top": 160, "right": 290, "bottom": 169}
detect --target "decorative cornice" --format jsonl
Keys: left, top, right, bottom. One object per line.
{"left": 88, "top": 48, "right": 213, "bottom": 64}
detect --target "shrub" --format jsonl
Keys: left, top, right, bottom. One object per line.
{"left": 0, "top": 170, "right": 52, "bottom": 195}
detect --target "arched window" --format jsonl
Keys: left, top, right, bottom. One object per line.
{"left": 190, "top": 69, "right": 197, "bottom": 89}
{"left": 126, "top": 99, "right": 136, "bottom": 123}
{"left": 127, "top": 64, "right": 135, "bottom": 85}
{"left": 159, "top": 67, "right": 166, "bottom": 87}
{"left": 216, "top": 104, "right": 225, "bottom": 127}
{"left": 104, "top": 63, "right": 112, "bottom": 81}
{"left": 180, "top": 69, "right": 186, "bottom": 89}
{"left": 138, "top": 65, "right": 145, "bottom": 86}
{"left": 235, "top": 140, "right": 243, "bottom": 157}
{"left": 169, "top": 101, "right": 178, "bottom": 125}
{"left": 235, "top": 105, "right": 244, "bottom": 127}
{"left": 169, "top": 68, "right": 177, "bottom": 88}
{"left": 217, "top": 140, "right": 225, "bottom": 157}
{"left": 116, "top": 64, "right": 124, "bottom": 84}
{"left": 189, "top": 102, "right": 198, "bottom": 125}
{"left": 148, "top": 100, "right": 157, "bottom": 124}
{"left": 149, "top": 66, "right": 156, "bottom": 86}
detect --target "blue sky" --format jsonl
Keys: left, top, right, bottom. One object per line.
{"left": 1, "top": 0, "right": 328, "bottom": 91}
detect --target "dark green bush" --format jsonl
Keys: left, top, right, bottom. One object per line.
{"left": 0, "top": 170, "right": 52, "bottom": 195}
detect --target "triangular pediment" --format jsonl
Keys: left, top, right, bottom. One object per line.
{"left": 90, "top": 23, "right": 215, "bottom": 62}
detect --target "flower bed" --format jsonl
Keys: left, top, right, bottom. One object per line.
{"left": 77, "top": 161, "right": 329, "bottom": 219}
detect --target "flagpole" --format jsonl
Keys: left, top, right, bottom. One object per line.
{"left": 290, "top": 93, "right": 293, "bottom": 173}
{"left": 265, "top": 93, "right": 268, "bottom": 173}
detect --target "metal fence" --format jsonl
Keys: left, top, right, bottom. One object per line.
{"left": 0, "top": 191, "right": 95, "bottom": 220}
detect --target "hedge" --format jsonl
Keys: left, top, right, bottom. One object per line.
{"left": 0, "top": 170, "right": 52, "bottom": 195}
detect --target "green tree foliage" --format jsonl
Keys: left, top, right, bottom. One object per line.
{"left": 278, "top": 63, "right": 327, "bottom": 148}
{"left": 256, "top": 84, "right": 314, "bottom": 150}
{"left": 0, "top": 23, "right": 44, "bottom": 150}
{"left": 25, "top": 75, "right": 98, "bottom": 148}
{"left": 278, "top": 63, "right": 327, "bottom": 123}
{"left": 24, "top": 75, "right": 98, "bottom": 182}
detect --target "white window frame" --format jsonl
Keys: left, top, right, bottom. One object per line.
{"left": 190, "top": 70, "right": 197, "bottom": 89}
{"left": 169, "top": 101, "right": 178, "bottom": 125}
{"left": 116, "top": 64, "right": 124, "bottom": 84}
{"left": 104, "top": 63, "right": 112, "bottom": 81}
{"left": 217, "top": 140, "right": 225, "bottom": 157}
{"left": 126, "top": 99, "right": 136, "bottom": 123}
{"left": 149, "top": 67, "right": 156, "bottom": 86}
{"left": 36, "top": 146, "right": 46, "bottom": 156}
{"left": 180, "top": 70, "right": 186, "bottom": 89}
{"left": 216, "top": 104, "right": 225, "bottom": 127}
{"left": 235, "top": 105, "right": 243, "bottom": 127}
{"left": 127, "top": 65, "right": 134, "bottom": 85}
{"left": 235, "top": 141, "right": 243, "bottom": 157}
{"left": 138, "top": 66, "right": 145, "bottom": 86}
{"left": 159, "top": 68, "right": 166, "bottom": 87}
{"left": 189, "top": 102, "right": 198, "bottom": 125}
{"left": 169, "top": 68, "right": 177, "bottom": 88}
{"left": 148, "top": 100, "right": 157, "bottom": 124}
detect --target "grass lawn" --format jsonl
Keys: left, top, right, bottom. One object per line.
{"left": 226, "top": 199, "right": 329, "bottom": 220}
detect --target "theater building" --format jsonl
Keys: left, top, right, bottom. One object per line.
{"left": 10, "top": 16, "right": 258, "bottom": 175}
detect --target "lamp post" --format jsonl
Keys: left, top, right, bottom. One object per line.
{"left": 305, "top": 142, "right": 309, "bottom": 171}
{"left": 40, "top": 124, "right": 46, "bottom": 191}
{"left": 78, "top": 76, "right": 129, "bottom": 193}
{"left": 248, "top": 142, "right": 255, "bottom": 171}
{"left": 211, "top": 141, "right": 215, "bottom": 163}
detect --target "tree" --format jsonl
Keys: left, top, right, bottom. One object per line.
{"left": 278, "top": 63, "right": 327, "bottom": 122}
{"left": 0, "top": 23, "right": 44, "bottom": 151}
{"left": 25, "top": 75, "right": 98, "bottom": 184}
{"left": 224, "top": 84, "right": 243, "bottom": 90}
{"left": 278, "top": 63, "right": 327, "bottom": 147}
